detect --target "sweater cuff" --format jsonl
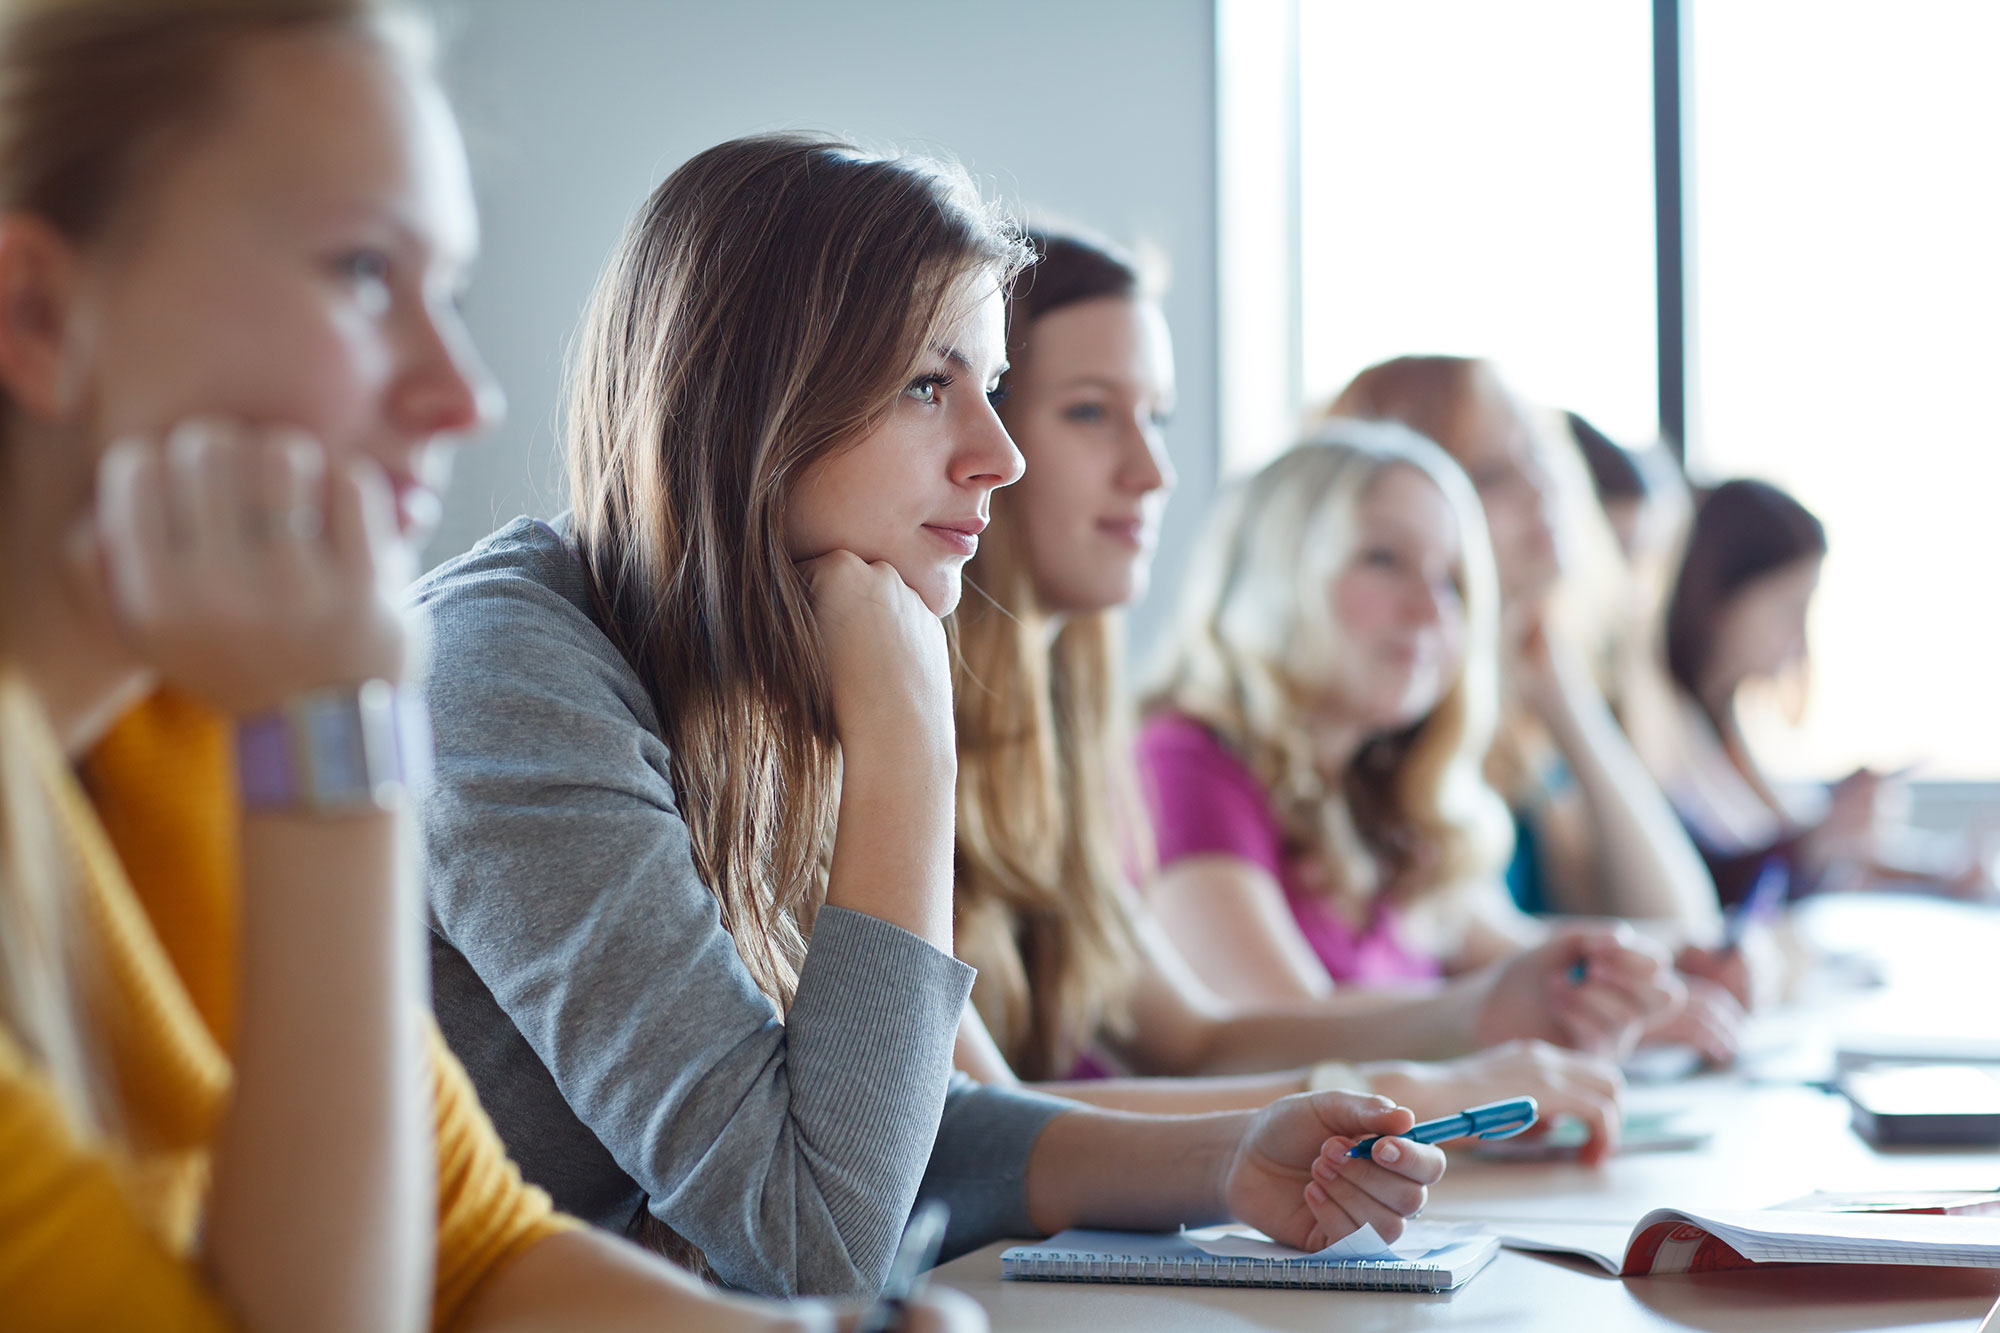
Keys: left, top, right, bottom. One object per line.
{"left": 921, "top": 1075, "right": 1077, "bottom": 1260}
{"left": 788, "top": 906, "right": 975, "bottom": 1069}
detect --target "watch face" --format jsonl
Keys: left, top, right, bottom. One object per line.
{"left": 236, "top": 684, "right": 408, "bottom": 813}
{"left": 301, "top": 693, "right": 374, "bottom": 806}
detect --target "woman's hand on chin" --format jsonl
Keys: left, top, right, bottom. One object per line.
{"left": 1223, "top": 1091, "right": 1445, "bottom": 1252}
{"left": 89, "top": 418, "right": 410, "bottom": 715}
{"left": 800, "top": 548, "right": 953, "bottom": 766}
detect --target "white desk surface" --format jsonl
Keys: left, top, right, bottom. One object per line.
{"left": 932, "top": 896, "right": 2000, "bottom": 1331}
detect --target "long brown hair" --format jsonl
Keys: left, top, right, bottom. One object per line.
{"left": 1146, "top": 423, "right": 1513, "bottom": 924}
{"left": 0, "top": 0, "right": 412, "bottom": 1131}
{"left": 565, "top": 133, "right": 1031, "bottom": 1009}
{"left": 1665, "top": 478, "right": 1826, "bottom": 733}
{"left": 953, "top": 231, "right": 1148, "bottom": 1080}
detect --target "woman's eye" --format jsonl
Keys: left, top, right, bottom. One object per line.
{"left": 333, "top": 250, "right": 393, "bottom": 313}
{"left": 904, "top": 373, "right": 950, "bottom": 405}
{"left": 1063, "top": 402, "right": 1106, "bottom": 424}
{"left": 336, "top": 249, "right": 390, "bottom": 284}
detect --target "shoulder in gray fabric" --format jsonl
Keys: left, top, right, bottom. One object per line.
{"left": 408, "top": 516, "right": 1067, "bottom": 1297}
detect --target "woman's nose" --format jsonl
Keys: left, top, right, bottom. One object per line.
{"left": 395, "top": 308, "right": 504, "bottom": 440}
{"left": 955, "top": 404, "right": 1025, "bottom": 490}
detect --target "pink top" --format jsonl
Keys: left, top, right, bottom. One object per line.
{"left": 1135, "top": 712, "right": 1441, "bottom": 987}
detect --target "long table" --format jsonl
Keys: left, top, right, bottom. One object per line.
{"left": 932, "top": 895, "right": 2000, "bottom": 1331}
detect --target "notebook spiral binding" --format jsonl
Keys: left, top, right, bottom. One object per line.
{"left": 1000, "top": 1249, "right": 1448, "bottom": 1291}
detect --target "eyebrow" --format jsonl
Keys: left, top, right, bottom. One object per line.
{"left": 932, "top": 342, "right": 1009, "bottom": 382}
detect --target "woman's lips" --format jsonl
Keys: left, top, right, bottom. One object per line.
{"left": 923, "top": 517, "right": 986, "bottom": 557}
{"left": 1097, "top": 517, "right": 1147, "bottom": 550}
{"left": 390, "top": 477, "right": 442, "bottom": 543}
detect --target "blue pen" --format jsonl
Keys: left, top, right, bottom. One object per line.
{"left": 1723, "top": 858, "right": 1788, "bottom": 952}
{"left": 1347, "top": 1097, "right": 1540, "bottom": 1159}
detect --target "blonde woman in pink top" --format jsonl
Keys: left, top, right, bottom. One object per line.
{"left": 1139, "top": 422, "right": 1739, "bottom": 1086}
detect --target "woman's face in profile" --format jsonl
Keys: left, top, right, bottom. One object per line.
{"left": 1446, "top": 392, "right": 1561, "bottom": 610}
{"left": 56, "top": 32, "right": 496, "bottom": 548}
{"left": 1310, "top": 464, "right": 1469, "bottom": 734}
{"left": 1715, "top": 556, "right": 1822, "bottom": 686}
{"left": 785, "top": 281, "right": 1025, "bottom": 617}
{"left": 1002, "top": 295, "right": 1177, "bottom": 618}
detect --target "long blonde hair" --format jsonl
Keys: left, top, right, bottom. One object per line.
{"left": 1317, "top": 354, "right": 1599, "bottom": 806}
{"left": 565, "top": 134, "right": 1031, "bottom": 1010}
{"left": 952, "top": 235, "right": 1155, "bottom": 1079}
{"left": 1146, "top": 422, "right": 1513, "bottom": 920}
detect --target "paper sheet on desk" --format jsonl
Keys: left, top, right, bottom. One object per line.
{"left": 1184, "top": 1220, "right": 1489, "bottom": 1261}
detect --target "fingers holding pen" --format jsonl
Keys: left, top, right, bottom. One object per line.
{"left": 1301, "top": 1133, "right": 1445, "bottom": 1250}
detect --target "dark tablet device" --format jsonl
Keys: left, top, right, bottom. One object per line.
{"left": 1840, "top": 1065, "right": 2000, "bottom": 1147}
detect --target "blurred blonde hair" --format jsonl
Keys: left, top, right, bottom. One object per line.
{"left": 1316, "top": 355, "right": 1601, "bottom": 806}
{"left": 1146, "top": 421, "right": 1514, "bottom": 921}
{"left": 951, "top": 229, "right": 1147, "bottom": 1081}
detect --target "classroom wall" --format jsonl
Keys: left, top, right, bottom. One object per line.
{"left": 430, "top": 0, "right": 1220, "bottom": 660}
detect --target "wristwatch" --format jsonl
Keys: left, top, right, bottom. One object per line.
{"left": 235, "top": 680, "right": 429, "bottom": 814}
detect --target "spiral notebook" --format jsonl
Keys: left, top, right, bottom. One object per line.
{"left": 1000, "top": 1224, "right": 1500, "bottom": 1292}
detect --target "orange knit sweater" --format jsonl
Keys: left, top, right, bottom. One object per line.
{"left": 0, "top": 691, "right": 573, "bottom": 1329}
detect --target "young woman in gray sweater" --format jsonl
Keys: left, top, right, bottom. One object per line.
{"left": 414, "top": 133, "right": 1445, "bottom": 1301}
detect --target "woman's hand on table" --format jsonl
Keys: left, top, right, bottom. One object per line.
{"left": 1639, "top": 974, "right": 1745, "bottom": 1067}
{"left": 1472, "top": 923, "right": 1684, "bottom": 1060}
{"left": 1368, "top": 1040, "right": 1626, "bottom": 1166}
{"left": 1223, "top": 1091, "right": 1446, "bottom": 1251}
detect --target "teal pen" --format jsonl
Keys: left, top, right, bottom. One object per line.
{"left": 1347, "top": 1097, "right": 1540, "bottom": 1159}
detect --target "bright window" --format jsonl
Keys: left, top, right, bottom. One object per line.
{"left": 1295, "top": 0, "right": 1658, "bottom": 446}
{"left": 1692, "top": 2, "right": 2000, "bottom": 780}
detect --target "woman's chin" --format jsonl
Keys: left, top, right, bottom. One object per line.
{"left": 921, "top": 569, "right": 961, "bottom": 618}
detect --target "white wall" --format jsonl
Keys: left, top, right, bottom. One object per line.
{"left": 430, "top": 0, "right": 1219, "bottom": 659}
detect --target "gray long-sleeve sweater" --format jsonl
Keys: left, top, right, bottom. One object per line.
{"left": 412, "top": 517, "right": 1070, "bottom": 1299}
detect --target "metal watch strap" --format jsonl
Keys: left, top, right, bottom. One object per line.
{"left": 235, "top": 680, "right": 429, "bottom": 814}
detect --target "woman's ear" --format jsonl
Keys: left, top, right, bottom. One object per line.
{"left": 0, "top": 212, "right": 80, "bottom": 420}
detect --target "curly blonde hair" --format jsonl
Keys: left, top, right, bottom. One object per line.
{"left": 1145, "top": 421, "right": 1514, "bottom": 923}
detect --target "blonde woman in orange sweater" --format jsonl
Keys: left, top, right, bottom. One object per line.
{"left": 0, "top": 3, "right": 969, "bottom": 1329}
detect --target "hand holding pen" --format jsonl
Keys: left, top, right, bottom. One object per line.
{"left": 847, "top": 1203, "right": 982, "bottom": 1333}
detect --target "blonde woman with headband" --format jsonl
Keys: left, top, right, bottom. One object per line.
{"left": 414, "top": 136, "right": 1448, "bottom": 1302}
{"left": 0, "top": 2, "right": 977, "bottom": 1327}
{"left": 947, "top": 233, "right": 1671, "bottom": 1163}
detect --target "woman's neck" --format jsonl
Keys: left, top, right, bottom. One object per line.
{"left": 1305, "top": 706, "right": 1369, "bottom": 784}
{"left": 3, "top": 424, "right": 154, "bottom": 756}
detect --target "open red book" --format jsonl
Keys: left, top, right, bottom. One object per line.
{"left": 1499, "top": 1206, "right": 2000, "bottom": 1276}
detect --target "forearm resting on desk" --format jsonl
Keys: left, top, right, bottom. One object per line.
{"left": 460, "top": 1229, "right": 832, "bottom": 1333}
{"left": 1022, "top": 1108, "right": 1240, "bottom": 1235}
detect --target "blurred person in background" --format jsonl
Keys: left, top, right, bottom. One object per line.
{"left": 1316, "top": 357, "right": 1718, "bottom": 934}
{"left": 1647, "top": 479, "right": 1995, "bottom": 908}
